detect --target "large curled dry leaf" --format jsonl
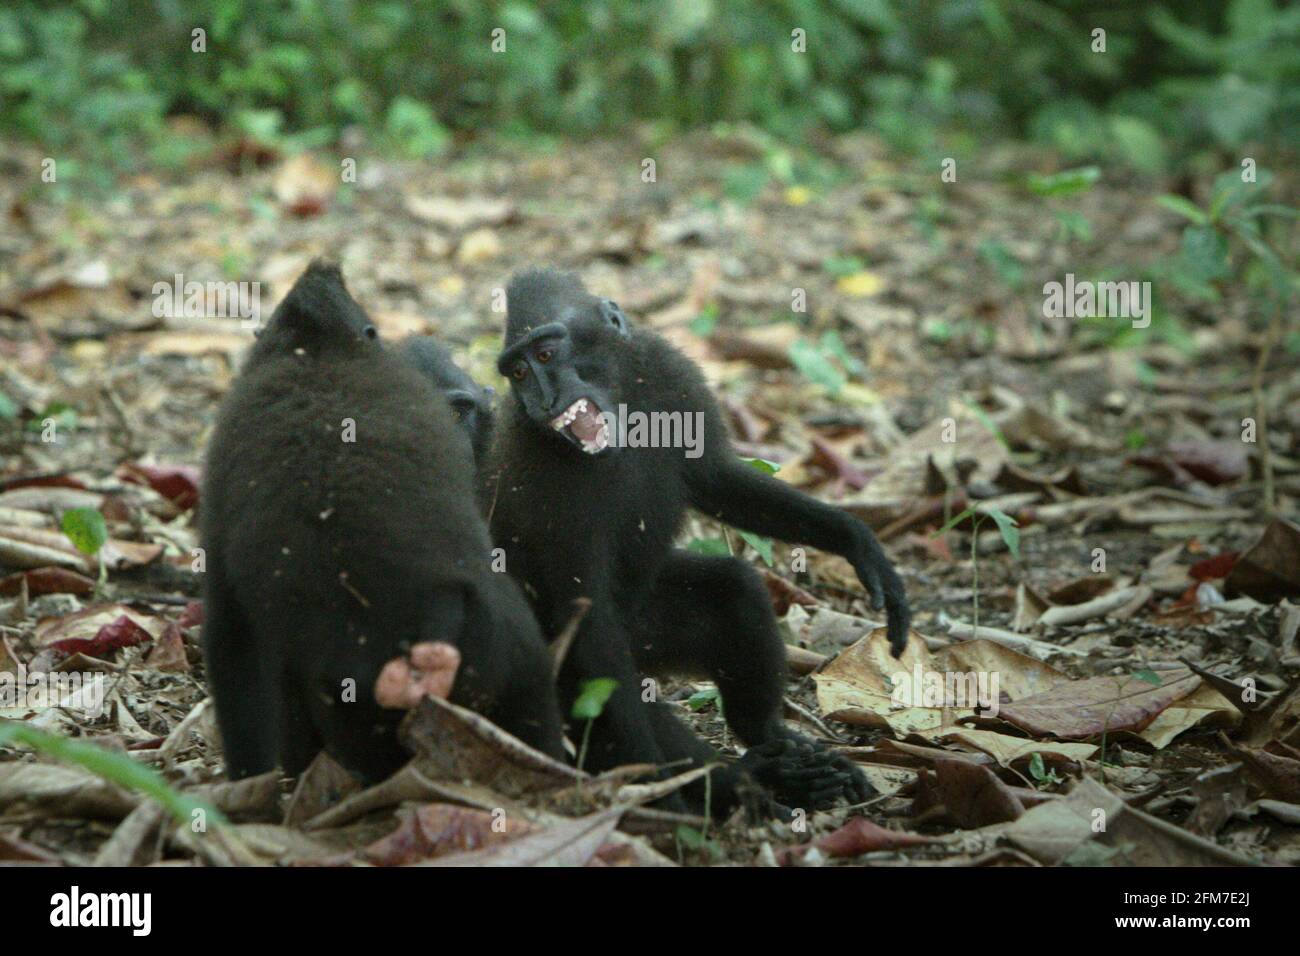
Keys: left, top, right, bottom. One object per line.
{"left": 938, "top": 728, "right": 1097, "bottom": 767}
{"left": 1135, "top": 683, "right": 1240, "bottom": 748}
{"left": 997, "top": 668, "right": 1201, "bottom": 740}
{"left": 813, "top": 629, "right": 1066, "bottom": 739}
{"left": 399, "top": 695, "right": 581, "bottom": 798}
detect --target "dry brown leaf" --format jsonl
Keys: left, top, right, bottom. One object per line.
{"left": 998, "top": 668, "right": 1201, "bottom": 740}
{"left": 143, "top": 622, "right": 190, "bottom": 672}
{"left": 813, "top": 629, "right": 1066, "bottom": 738}
{"left": 34, "top": 604, "right": 167, "bottom": 649}
{"left": 418, "top": 806, "right": 625, "bottom": 867}
{"left": 929, "top": 757, "right": 1026, "bottom": 828}
{"left": 0, "top": 762, "right": 138, "bottom": 818}
{"left": 363, "top": 803, "right": 534, "bottom": 866}
{"left": 1005, "top": 776, "right": 1253, "bottom": 866}
{"left": 1225, "top": 518, "right": 1300, "bottom": 603}
{"left": 285, "top": 752, "right": 361, "bottom": 826}
{"left": 0, "top": 567, "right": 96, "bottom": 597}
{"left": 1221, "top": 737, "right": 1300, "bottom": 802}
{"left": 1136, "top": 682, "right": 1240, "bottom": 749}
{"left": 399, "top": 695, "right": 581, "bottom": 799}
{"left": 939, "top": 728, "right": 1097, "bottom": 767}
{"left": 777, "top": 816, "right": 933, "bottom": 864}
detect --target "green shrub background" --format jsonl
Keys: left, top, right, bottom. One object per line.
{"left": 2, "top": 0, "right": 1297, "bottom": 166}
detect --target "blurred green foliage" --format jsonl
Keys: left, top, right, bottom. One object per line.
{"left": 1, "top": 0, "right": 1296, "bottom": 167}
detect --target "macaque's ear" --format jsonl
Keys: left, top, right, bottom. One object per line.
{"left": 599, "top": 299, "right": 630, "bottom": 338}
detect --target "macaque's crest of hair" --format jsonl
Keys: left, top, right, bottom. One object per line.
{"left": 257, "top": 259, "right": 375, "bottom": 354}
{"left": 504, "top": 267, "right": 590, "bottom": 340}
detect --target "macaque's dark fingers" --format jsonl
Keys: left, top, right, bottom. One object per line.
{"left": 859, "top": 566, "right": 886, "bottom": 610}
{"left": 887, "top": 628, "right": 906, "bottom": 657}
{"left": 843, "top": 769, "right": 875, "bottom": 803}
{"left": 806, "top": 786, "right": 851, "bottom": 809}
{"left": 884, "top": 588, "right": 910, "bottom": 657}
{"left": 770, "top": 765, "right": 852, "bottom": 785}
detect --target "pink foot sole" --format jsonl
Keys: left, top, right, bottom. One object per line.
{"left": 375, "top": 641, "right": 462, "bottom": 709}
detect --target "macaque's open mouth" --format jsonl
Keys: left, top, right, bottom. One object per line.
{"left": 550, "top": 397, "right": 609, "bottom": 454}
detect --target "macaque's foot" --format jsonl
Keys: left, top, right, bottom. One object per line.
{"left": 739, "top": 733, "right": 874, "bottom": 811}
{"left": 374, "top": 642, "right": 461, "bottom": 709}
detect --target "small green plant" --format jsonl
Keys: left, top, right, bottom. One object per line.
{"left": 675, "top": 823, "right": 724, "bottom": 863}
{"left": 686, "top": 537, "right": 731, "bottom": 557}
{"left": 1027, "top": 752, "right": 1063, "bottom": 788}
{"left": 739, "top": 456, "right": 781, "bottom": 476}
{"left": 686, "top": 687, "right": 722, "bottom": 714}
{"left": 1054, "top": 210, "right": 1093, "bottom": 244}
{"left": 570, "top": 677, "right": 618, "bottom": 773}
{"left": 964, "top": 398, "right": 1010, "bottom": 450}
{"left": 1155, "top": 168, "right": 1294, "bottom": 305}
{"left": 736, "top": 530, "right": 774, "bottom": 567}
{"left": 932, "top": 506, "right": 1020, "bottom": 633}
{"left": 61, "top": 507, "right": 108, "bottom": 585}
{"left": 1097, "top": 669, "right": 1162, "bottom": 779}
{"left": 1155, "top": 168, "right": 1296, "bottom": 511}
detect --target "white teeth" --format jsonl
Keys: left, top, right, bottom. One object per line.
{"left": 549, "top": 398, "right": 589, "bottom": 430}
{"left": 580, "top": 423, "right": 610, "bottom": 455}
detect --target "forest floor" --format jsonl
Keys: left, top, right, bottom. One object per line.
{"left": 0, "top": 129, "right": 1297, "bottom": 866}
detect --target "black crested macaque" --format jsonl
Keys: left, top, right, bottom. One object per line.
{"left": 398, "top": 337, "right": 495, "bottom": 468}
{"left": 483, "top": 269, "right": 911, "bottom": 814}
{"left": 201, "top": 261, "right": 565, "bottom": 783}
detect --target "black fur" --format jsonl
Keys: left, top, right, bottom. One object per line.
{"left": 483, "top": 268, "right": 910, "bottom": 815}
{"left": 398, "top": 337, "right": 495, "bottom": 468}
{"left": 201, "top": 261, "right": 565, "bottom": 783}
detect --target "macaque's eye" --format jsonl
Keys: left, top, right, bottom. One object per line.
{"left": 536, "top": 348, "right": 553, "bottom": 364}
{"left": 512, "top": 363, "right": 528, "bottom": 381}
{"left": 363, "top": 325, "right": 378, "bottom": 340}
